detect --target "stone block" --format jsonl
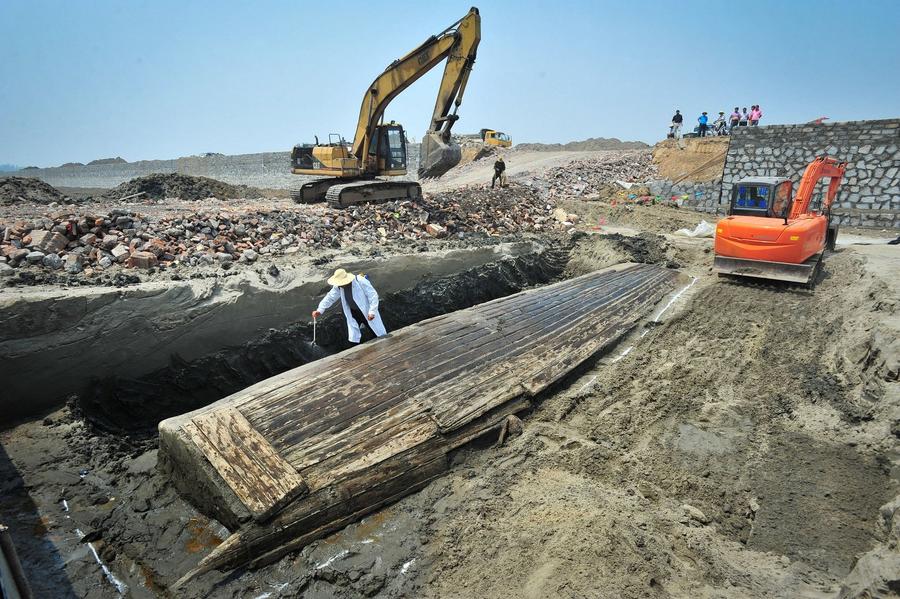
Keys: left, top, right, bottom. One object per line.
{"left": 64, "top": 254, "right": 83, "bottom": 274}
{"left": 111, "top": 244, "right": 130, "bottom": 262}
{"left": 127, "top": 251, "right": 158, "bottom": 269}
{"left": 29, "top": 230, "right": 68, "bottom": 253}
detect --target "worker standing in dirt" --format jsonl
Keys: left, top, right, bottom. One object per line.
{"left": 697, "top": 112, "right": 709, "bottom": 137}
{"left": 312, "top": 268, "right": 387, "bottom": 344}
{"left": 492, "top": 156, "right": 506, "bottom": 188}
{"left": 671, "top": 110, "right": 685, "bottom": 149}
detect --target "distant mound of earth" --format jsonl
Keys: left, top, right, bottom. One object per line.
{"left": 516, "top": 137, "right": 650, "bottom": 151}
{"left": 0, "top": 176, "right": 67, "bottom": 206}
{"left": 87, "top": 157, "right": 128, "bottom": 165}
{"left": 102, "top": 173, "right": 261, "bottom": 201}
{"left": 60, "top": 162, "right": 85, "bottom": 167}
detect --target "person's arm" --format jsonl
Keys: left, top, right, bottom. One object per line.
{"left": 359, "top": 277, "right": 379, "bottom": 318}
{"left": 313, "top": 286, "right": 340, "bottom": 317}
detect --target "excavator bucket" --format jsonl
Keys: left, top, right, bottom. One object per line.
{"left": 713, "top": 253, "right": 822, "bottom": 285}
{"left": 418, "top": 132, "right": 461, "bottom": 179}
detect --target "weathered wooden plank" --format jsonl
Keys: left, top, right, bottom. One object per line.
{"left": 185, "top": 408, "right": 308, "bottom": 522}
{"left": 430, "top": 269, "right": 674, "bottom": 431}
{"left": 251, "top": 266, "right": 644, "bottom": 447}
{"left": 160, "top": 263, "right": 683, "bottom": 582}
{"left": 242, "top": 265, "right": 642, "bottom": 421}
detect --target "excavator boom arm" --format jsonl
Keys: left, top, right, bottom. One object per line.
{"left": 349, "top": 7, "right": 481, "bottom": 176}
{"left": 789, "top": 156, "right": 847, "bottom": 219}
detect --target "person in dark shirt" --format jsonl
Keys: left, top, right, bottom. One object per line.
{"left": 492, "top": 156, "right": 506, "bottom": 188}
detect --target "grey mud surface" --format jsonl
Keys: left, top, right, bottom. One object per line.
{"left": 1, "top": 230, "right": 898, "bottom": 599}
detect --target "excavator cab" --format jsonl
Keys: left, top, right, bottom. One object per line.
{"left": 369, "top": 122, "right": 408, "bottom": 175}
{"left": 714, "top": 158, "right": 846, "bottom": 287}
{"left": 728, "top": 178, "right": 793, "bottom": 218}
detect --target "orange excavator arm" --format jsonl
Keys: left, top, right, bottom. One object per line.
{"left": 789, "top": 156, "right": 847, "bottom": 219}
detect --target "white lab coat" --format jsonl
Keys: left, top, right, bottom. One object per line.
{"left": 317, "top": 275, "right": 388, "bottom": 343}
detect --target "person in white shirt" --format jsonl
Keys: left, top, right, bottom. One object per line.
{"left": 312, "top": 268, "right": 388, "bottom": 344}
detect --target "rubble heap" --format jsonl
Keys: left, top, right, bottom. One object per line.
{"left": 523, "top": 152, "right": 657, "bottom": 199}
{"left": 0, "top": 184, "right": 563, "bottom": 280}
{"left": 0, "top": 176, "right": 67, "bottom": 206}
{"left": 101, "top": 173, "right": 261, "bottom": 202}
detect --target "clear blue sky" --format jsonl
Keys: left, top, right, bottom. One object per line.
{"left": 2, "top": 0, "right": 898, "bottom": 167}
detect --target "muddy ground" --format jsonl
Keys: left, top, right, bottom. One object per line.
{"left": 1, "top": 163, "right": 899, "bottom": 598}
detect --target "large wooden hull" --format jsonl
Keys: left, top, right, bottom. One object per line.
{"left": 159, "top": 263, "right": 680, "bottom": 585}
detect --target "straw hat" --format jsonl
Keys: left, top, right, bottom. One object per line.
{"left": 327, "top": 268, "right": 355, "bottom": 286}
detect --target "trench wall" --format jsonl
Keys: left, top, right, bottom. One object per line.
{"left": 722, "top": 119, "right": 900, "bottom": 228}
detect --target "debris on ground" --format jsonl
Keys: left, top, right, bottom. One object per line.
{"left": 0, "top": 183, "right": 565, "bottom": 283}
{"left": 516, "top": 137, "right": 650, "bottom": 151}
{"left": 100, "top": 173, "right": 262, "bottom": 202}
{"left": 0, "top": 176, "right": 68, "bottom": 206}
{"left": 521, "top": 152, "right": 658, "bottom": 199}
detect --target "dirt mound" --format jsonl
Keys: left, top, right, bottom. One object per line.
{"left": 653, "top": 137, "right": 729, "bottom": 182}
{"left": 522, "top": 152, "right": 657, "bottom": 199}
{"left": 418, "top": 251, "right": 898, "bottom": 599}
{"left": 87, "top": 156, "right": 127, "bottom": 165}
{"left": 0, "top": 176, "right": 67, "bottom": 205}
{"left": 101, "top": 173, "right": 259, "bottom": 201}
{"left": 517, "top": 137, "right": 650, "bottom": 151}
{"left": 565, "top": 231, "right": 675, "bottom": 277}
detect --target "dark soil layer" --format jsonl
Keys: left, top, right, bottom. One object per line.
{"left": 101, "top": 173, "right": 262, "bottom": 201}
{"left": 0, "top": 176, "right": 66, "bottom": 205}
{"left": 77, "top": 244, "right": 571, "bottom": 432}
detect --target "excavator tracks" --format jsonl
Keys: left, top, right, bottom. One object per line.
{"left": 325, "top": 180, "right": 422, "bottom": 209}
{"left": 290, "top": 178, "right": 340, "bottom": 204}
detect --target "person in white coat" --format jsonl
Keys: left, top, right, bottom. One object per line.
{"left": 312, "top": 268, "right": 388, "bottom": 343}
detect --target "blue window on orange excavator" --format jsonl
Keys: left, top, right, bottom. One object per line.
{"left": 735, "top": 185, "right": 769, "bottom": 210}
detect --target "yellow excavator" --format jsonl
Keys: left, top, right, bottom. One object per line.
{"left": 290, "top": 7, "right": 481, "bottom": 208}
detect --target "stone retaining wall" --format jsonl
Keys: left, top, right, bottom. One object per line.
{"left": 723, "top": 119, "right": 900, "bottom": 228}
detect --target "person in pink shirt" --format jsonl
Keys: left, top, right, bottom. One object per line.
{"left": 749, "top": 105, "right": 763, "bottom": 126}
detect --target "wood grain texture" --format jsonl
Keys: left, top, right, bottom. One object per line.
{"left": 160, "top": 263, "right": 680, "bottom": 581}
{"left": 184, "top": 408, "right": 307, "bottom": 522}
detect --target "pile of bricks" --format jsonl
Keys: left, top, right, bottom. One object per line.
{"left": 0, "top": 185, "right": 563, "bottom": 279}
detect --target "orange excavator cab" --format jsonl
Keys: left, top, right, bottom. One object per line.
{"left": 713, "top": 156, "right": 846, "bottom": 286}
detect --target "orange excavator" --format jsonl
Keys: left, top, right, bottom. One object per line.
{"left": 714, "top": 156, "right": 847, "bottom": 286}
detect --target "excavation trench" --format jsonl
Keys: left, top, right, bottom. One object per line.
{"left": 0, "top": 239, "right": 596, "bottom": 431}
{"left": 79, "top": 245, "right": 573, "bottom": 432}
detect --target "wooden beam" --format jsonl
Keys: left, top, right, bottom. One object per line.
{"left": 183, "top": 408, "right": 307, "bottom": 522}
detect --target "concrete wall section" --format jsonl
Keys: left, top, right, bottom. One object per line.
{"left": 722, "top": 119, "right": 900, "bottom": 228}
